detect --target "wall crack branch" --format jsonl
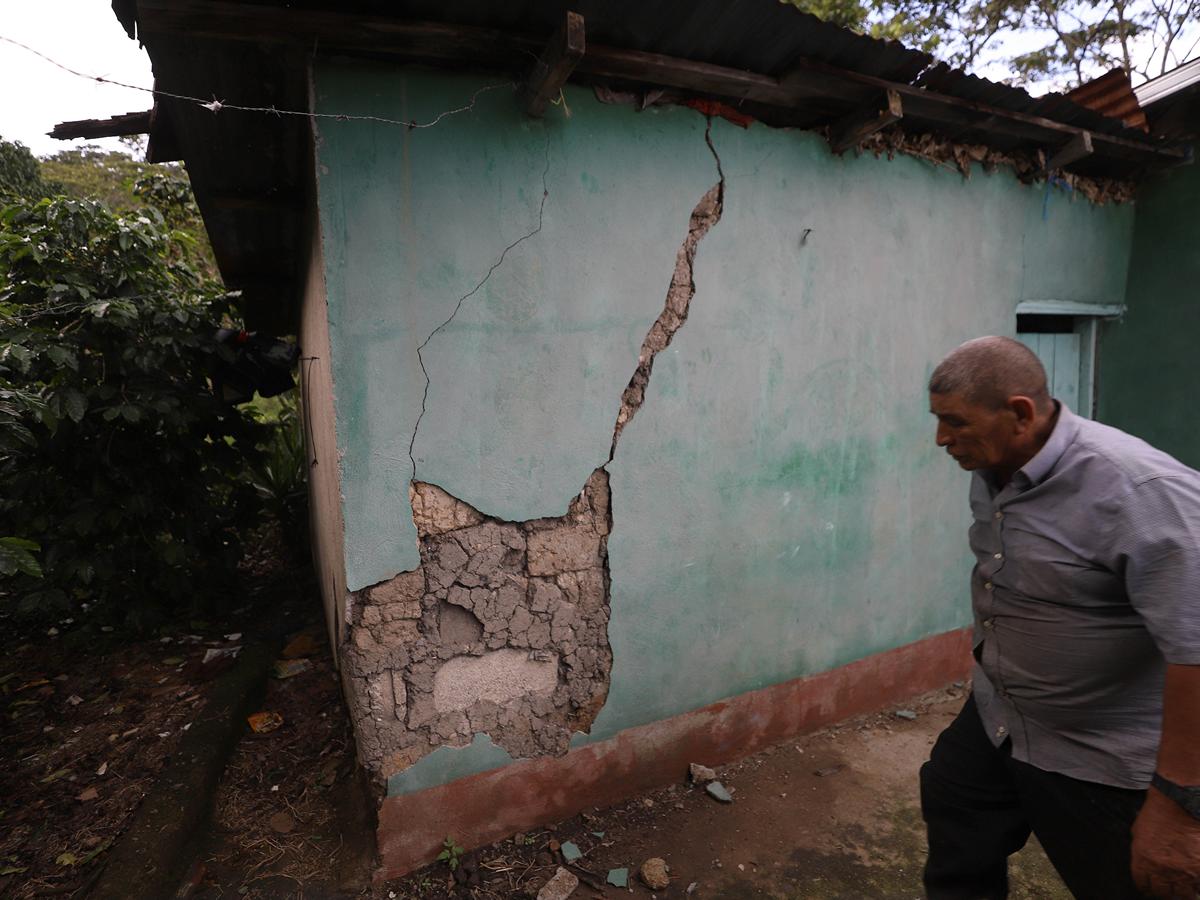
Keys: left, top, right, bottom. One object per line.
{"left": 608, "top": 119, "right": 726, "bottom": 461}
{"left": 408, "top": 132, "right": 553, "bottom": 482}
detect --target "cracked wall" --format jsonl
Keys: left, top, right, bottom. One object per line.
{"left": 338, "top": 122, "right": 726, "bottom": 782}
{"left": 313, "top": 65, "right": 1134, "bottom": 791}
{"left": 343, "top": 470, "right": 613, "bottom": 780}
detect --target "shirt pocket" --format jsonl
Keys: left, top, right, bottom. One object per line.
{"left": 999, "top": 525, "right": 1087, "bottom": 603}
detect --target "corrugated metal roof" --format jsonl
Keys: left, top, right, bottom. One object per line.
{"left": 914, "top": 63, "right": 1150, "bottom": 141}
{"left": 1066, "top": 69, "right": 1147, "bottom": 130}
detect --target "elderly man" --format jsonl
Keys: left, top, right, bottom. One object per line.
{"left": 923, "top": 336, "right": 1200, "bottom": 900}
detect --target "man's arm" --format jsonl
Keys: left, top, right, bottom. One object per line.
{"left": 1132, "top": 663, "right": 1200, "bottom": 898}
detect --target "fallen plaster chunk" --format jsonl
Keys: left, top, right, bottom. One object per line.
{"left": 433, "top": 648, "right": 559, "bottom": 712}
{"left": 536, "top": 867, "right": 580, "bottom": 900}
{"left": 606, "top": 868, "right": 629, "bottom": 888}
{"left": 706, "top": 781, "right": 733, "bottom": 803}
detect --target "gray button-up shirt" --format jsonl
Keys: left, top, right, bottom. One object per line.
{"left": 969, "top": 404, "right": 1200, "bottom": 789}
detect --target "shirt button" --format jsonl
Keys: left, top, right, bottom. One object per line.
{"left": 984, "top": 582, "right": 994, "bottom": 591}
{"left": 993, "top": 552, "right": 1003, "bottom": 560}
{"left": 983, "top": 618, "right": 995, "bottom": 629}
{"left": 996, "top": 726, "right": 1007, "bottom": 737}
{"left": 994, "top": 511, "right": 1004, "bottom": 520}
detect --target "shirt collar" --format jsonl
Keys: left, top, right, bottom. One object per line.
{"left": 1016, "top": 401, "right": 1079, "bottom": 487}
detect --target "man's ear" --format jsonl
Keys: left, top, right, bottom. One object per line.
{"left": 1007, "top": 395, "right": 1037, "bottom": 432}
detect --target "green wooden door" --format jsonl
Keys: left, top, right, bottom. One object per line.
{"left": 1018, "top": 332, "right": 1082, "bottom": 413}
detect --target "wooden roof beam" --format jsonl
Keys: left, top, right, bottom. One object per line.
{"left": 520, "top": 11, "right": 585, "bottom": 117}
{"left": 829, "top": 89, "right": 903, "bottom": 153}
{"left": 49, "top": 110, "right": 152, "bottom": 141}
{"left": 131, "top": 0, "right": 1187, "bottom": 168}
{"left": 1045, "top": 131, "right": 1094, "bottom": 172}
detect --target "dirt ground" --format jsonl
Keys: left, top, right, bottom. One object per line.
{"left": 376, "top": 686, "right": 1070, "bottom": 900}
{"left": 2, "top": 550, "right": 1072, "bottom": 899}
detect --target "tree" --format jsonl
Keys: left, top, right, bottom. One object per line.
{"left": 787, "top": 0, "right": 1200, "bottom": 90}
{"left": 0, "top": 137, "right": 59, "bottom": 202}
{"left": 0, "top": 196, "right": 264, "bottom": 623}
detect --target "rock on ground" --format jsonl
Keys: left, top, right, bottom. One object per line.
{"left": 536, "top": 866, "right": 579, "bottom": 900}
{"left": 640, "top": 857, "right": 670, "bottom": 890}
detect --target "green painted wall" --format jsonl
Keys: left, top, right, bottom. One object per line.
{"left": 313, "top": 64, "right": 1133, "bottom": 756}
{"left": 1097, "top": 161, "right": 1200, "bottom": 464}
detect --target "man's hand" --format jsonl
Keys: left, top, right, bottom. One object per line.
{"left": 1132, "top": 787, "right": 1200, "bottom": 898}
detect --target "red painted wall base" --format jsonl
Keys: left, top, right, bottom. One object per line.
{"left": 376, "top": 627, "right": 972, "bottom": 880}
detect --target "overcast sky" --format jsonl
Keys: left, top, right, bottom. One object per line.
{"left": 1, "top": 1, "right": 153, "bottom": 157}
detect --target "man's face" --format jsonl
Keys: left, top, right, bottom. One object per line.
{"left": 929, "top": 392, "right": 1018, "bottom": 472}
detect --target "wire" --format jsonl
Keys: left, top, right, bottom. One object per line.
{"left": 0, "top": 34, "right": 516, "bottom": 130}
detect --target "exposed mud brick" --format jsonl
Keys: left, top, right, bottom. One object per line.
{"left": 344, "top": 469, "right": 614, "bottom": 785}
{"left": 527, "top": 526, "right": 603, "bottom": 576}
{"left": 409, "top": 482, "right": 484, "bottom": 534}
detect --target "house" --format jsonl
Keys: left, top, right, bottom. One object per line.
{"left": 68, "top": 0, "right": 1194, "bottom": 877}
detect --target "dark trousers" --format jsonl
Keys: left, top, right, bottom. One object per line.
{"left": 920, "top": 694, "right": 1148, "bottom": 900}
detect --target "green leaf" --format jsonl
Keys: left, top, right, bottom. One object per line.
{"left": 64, "top": 388, "right": 87, "bottom": 423}
{"left": 0, "top": 537, "right": 42, "bottom": 578}
{"left": 0, "top": 865, "right": 26, "bottom": 875}
{"left": 46, "top": 345, "right": 78, "bottom": 371}
{"left": 56, "top": 852, "right": 77, "bottom": 866}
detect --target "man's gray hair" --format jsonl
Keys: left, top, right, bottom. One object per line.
{"left": 929, "top": 336, "right": 1052, "bottom": 411}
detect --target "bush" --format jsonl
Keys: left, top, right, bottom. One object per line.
{"left": 0, "top": 196, "right": 266, "bottom": 622}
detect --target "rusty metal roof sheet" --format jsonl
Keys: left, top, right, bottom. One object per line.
{"left": 1066, "top": 69, "right": 1147, "bottom": 131}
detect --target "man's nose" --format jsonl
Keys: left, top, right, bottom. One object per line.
{"left": 935, "top": 422, "right": 952, "bottom": 447}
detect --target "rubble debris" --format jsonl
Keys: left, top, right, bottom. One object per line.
{"left": 706, "top": 781, "right": 734, "bottom": 803}
{"left": 851, "top": 126, "right": 1137, "bottom": 204}
{"left": 640, "top": 857, "right": 671, "bottom": 890}
{"left": 814, "top": 765, "right": 845, "bottom": 777}
{"left": 268, "top": 812, "right": 295, "bottom": 834}
{"left": 560, "top": 840, "right": 582, "bottom": 861}
{"left": 246, "top": 711, "right": 283, "bottom": 733}
{"left": 272, "top": 659, "right": 311, "bottom": 679}
{"left": 689, "top": 762, "right": 717, "bottom": 783}
{"left": 536, "top": 866, "right": 579, "bottom": 900}
{"left": 895, "top": 709, "right": 918, "bottom": 720}
{"left": 606, "top": 867, "right": 630, "bottom": 887}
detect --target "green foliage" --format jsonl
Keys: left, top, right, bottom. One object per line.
{"left": 0, "top": 139, "right": 59, "bottom": 203}
{"left": 39, "top": 146, "right": 216, "bottom": 278}
{"left": 247, "top": 392, "right": 310, "bottom": 553}
{"left": 0, "top": 195, "right": 265, "bottom": 621}
{"left": 436, "top": 837, "right": 465, "bottom": 871}
{"left": 0, "top": 538, "right": 41, "bottom": 578}
{"left": 784, "top": 0, "right": 1200, "bottom": 89}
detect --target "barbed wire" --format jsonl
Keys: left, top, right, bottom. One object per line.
{"left": 0, "top": 34, "right": 515, "bottom": 131}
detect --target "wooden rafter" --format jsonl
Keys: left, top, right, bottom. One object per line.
{"left": 520, "top": 11, "right": 585, "bottom": 117}
{"left": 829, "top": 89, "right": 903, "bottom": 153}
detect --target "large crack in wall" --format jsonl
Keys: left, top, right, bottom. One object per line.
{"left": 343, "top": 121, "right": 726, "bottom": 785}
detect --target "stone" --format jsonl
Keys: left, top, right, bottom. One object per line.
{"left": 640, "top": 858, "right": 670, "bottom": 891}
{"left": 537, "top": 868, "right": 579, "bottom": 900}
{"left": 895, "top": 709, "right": 918, "bottom": 720}
{"left": 706, "top": 781, "right": 733, "bottom": 803}
{"left": 689, "top": 763, "right": 717, "bottom": 784}
{"left": 560, "top": 841, "right": 582, "bottom": 862}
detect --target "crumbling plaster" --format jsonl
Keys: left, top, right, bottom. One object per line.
{"left": 313, "top": 66, "right": 1134, "bottom": 791}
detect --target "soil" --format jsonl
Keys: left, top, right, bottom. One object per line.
{"left": 378, "top": 686, "right": 1070, "bottom": 900}
{"left": 2, "top": 539, "right": 1072, "bottom": 900}
{"left": 0, "top": 528, "right": 308, "bottom": 899}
